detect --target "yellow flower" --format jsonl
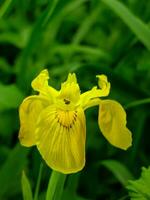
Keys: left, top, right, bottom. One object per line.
{"left": 19, "top": 69, "right": 132, "bottom": 174}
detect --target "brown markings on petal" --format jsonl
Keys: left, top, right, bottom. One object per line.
{"left": 55, "top": 110, "right": 78, "bottom": 130}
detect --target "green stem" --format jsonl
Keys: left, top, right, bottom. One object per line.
{"left": 34, "top": 163, "right": 44, "bottom": 200}
{"left": 125, "top": 98, "right": 150, "bottom": 109}
{"left": 46, "top": 170, "right": 66, "bottom": 200}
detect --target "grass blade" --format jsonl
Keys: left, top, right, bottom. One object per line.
{"left": 33, "top": 163, "right": 43, "bottom": 200}
{"left": 17, "top": 0, "right": 59, "bottom": 88}
{"left": 0, "top": 0, "right": 13, "bottom": 18}
{"left": 52, "top": 44, "right": 110, "bottom": 60}
{"left": 72, "top": 5, "right": 101, "bottom": 44}
{"left": 102, "top": 0, "right": 150, "bottom": 50}
{"left": 0, "top": 144, "right": 29, "bottom": 198}
{"left": 125, "top": 98, "right": 150, "bottom": 109}
{"left": 22, "top": 171, "right": 33, "bottom": 200}
{"left": 101, "top": 160, "right": 134, "bottom": 186}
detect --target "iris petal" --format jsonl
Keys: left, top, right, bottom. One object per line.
{"left": 31, "top": 69, "right": 49, "bottom": 92}
{"left": 96, "top": 74, "right": 110, "bottom": 96}
{"left": 36, "top": 105, "right": 86, "bottom": 174}
{"left": 19, "top": 96, "right": 48, "bottom": 147}
{"left": 98, "top": 100, "right": 132, "bottom": 150}
{"left": 80, "top": 74, "right": 110, "bottom": 110}
{"left": 58, "top": 73, "right": 80, "bottom": 104}
{"left": 31, "top": 69, "right": 58, "bottom": 98}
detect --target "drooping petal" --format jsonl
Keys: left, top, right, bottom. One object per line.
{"left": 19, "top": 96, "right": 48, "bottom": 147}
{"left": 80, "top": 74, "right": 110, "bottom": 110}
{"left": 98, "top": 100, "right": 132, "bottom": 150}
{"left": 36, "top": 105, "right": 86, "bottom": 174}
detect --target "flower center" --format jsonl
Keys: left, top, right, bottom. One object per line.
{"left": 64, "top": 99, "right": 70, "bottom": 105}
{"left": 55, "top": 109, "right": 77, "bottom": 129}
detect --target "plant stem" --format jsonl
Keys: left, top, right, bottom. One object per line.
{"left": 34, "top": 163, "right": 44, "bottom": 200}
{"left": 46, "top": 170, "right": 66, "bottom": 200}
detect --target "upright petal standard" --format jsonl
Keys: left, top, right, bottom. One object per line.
{"left": 19, "top": 69, "right": 132, "bottom": 174}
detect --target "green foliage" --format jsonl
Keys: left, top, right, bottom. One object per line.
{"left": 62, "top": 174, "right": 90, "bottom": 200}
{"left": 0, "top": 0, "right": 13, "bottom": 18}
{"left": 22, "top": 171, "right": 33, "bottom": 200}
{"left": 46, "top": 171, "right": 66, "bottom": 200}
{"left": 101, "top": 160, "right": 134, "bottom": 186}
{"left": 0, "top": 84, "right": 24, "bottom": 111}
{"left": 102, "top": 0, "right": 150, "bottom": 50}
{"left": 0, "top": 144, "right": 29, "bottom": 199}
{"left": 127, "top": 167, "right": 150, "bottom": 200}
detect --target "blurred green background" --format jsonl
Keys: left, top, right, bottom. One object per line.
{"left": 0, "top": 0, "right": 150, "bottom": 199}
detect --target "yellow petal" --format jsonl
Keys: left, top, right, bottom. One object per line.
{"left": 31, "top": 69, "right": 49, "bottom": 92}
{"left": 19, "top": 96, "right": 48, "bottom": 147}
{"left": 98, "top": 100, "right": 132, "bottom": 150}
{"left": 58, "top": 73, "right": 80, "bottom": 104}
{"left": 64, "top": 73, "right": 77, "bottom": 84}
{"left": 96, "top": 74, "right": 110, "bottom": 96}
{"left": 31, "top": 69, "right": 58, "bottom": 98}
{"left": 80, "top": 74, "right": 110, "bottom": 109}
{"left": 36, "top": 105, "right": 86, "bottom": 174}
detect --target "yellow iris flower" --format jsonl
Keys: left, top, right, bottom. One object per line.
{"left": 19, "top": 69, "right": 132, "bottom": 174}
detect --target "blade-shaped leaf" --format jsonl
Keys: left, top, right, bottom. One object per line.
{"left": 102, "top": 0, "right": 150, "bottom": 50}
{"left": 101, "top": 160, "right": 134, "bottom": 186}
{"left": 22, "top": 171, "right": 33, "bottom": 200}
{"left": 0, "top": 144, "right": 29, "bottom": 198}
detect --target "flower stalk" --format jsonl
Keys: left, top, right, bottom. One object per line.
{"left": 46, "top": 170, "right": 66, "bottom": 200}
{"left": 34, "top": 163, "right": 44, "bottom": 200}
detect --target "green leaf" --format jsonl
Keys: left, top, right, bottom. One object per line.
{"left": 0, "top": 110, "right": 18, "bottom": 137}
{"left": 17, "top": 0, "right": 59, "bottom": 87}
{"left": 52, "top": 44, "right": 110, "bottom": 60}
{"left": 0, "top": 58, "right": 12, "bottom": 73}
{"left": 0, "top": 83, "right": 24, "bottom": 111}
{"left": 101, "top": 0, "right": 150, "bottom": 50}
{"left": 0, "top": 144, "right": 29, "bottom": 198}
{"left": 72, "top": 5, "right": 101, "bottom": 44}
{"left": 101, "top": 160, "right": 134, "bottom": 186}
{"left": 137, "top": 51, "right": 150, "bottom": 71}
{"left": 22, "top": 171, "right": 33, "bottom": 200}
{"left": 127, "top": 167, "right": 150, "bottom": 200}
{"left": 62, "top": 174, "right": 89, "bottom": 200}
{"left": 0, "top": 0, "right": 13, "bottom": 18}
